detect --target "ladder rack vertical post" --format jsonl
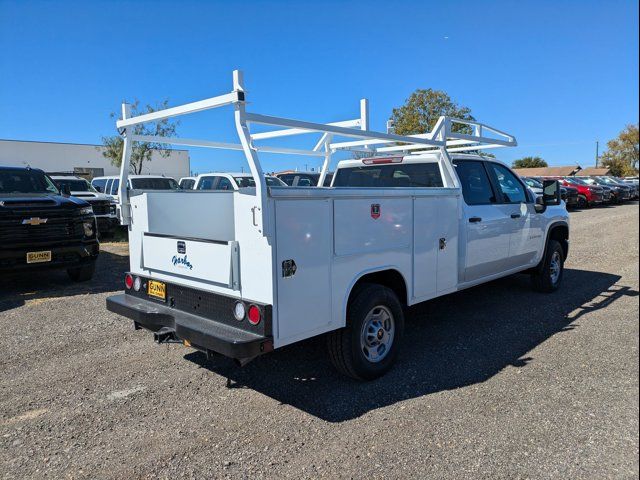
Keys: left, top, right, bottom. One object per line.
{"left": 232, "top": 70, "right": 269, "bottom": 238}
{"left": 317, "top": 134, "right": 333, "bottom": 187}
{"left": 360, "top": 99, "right": 369, "bottom": 132}
{"left": 437, "top": 117, "right": 461, "bottom": 189}
{"left": 118, "top": 103, "right": 133, "bottom": 226}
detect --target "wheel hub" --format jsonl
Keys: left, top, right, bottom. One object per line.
{"left": 360, "top": 305, "right": 395, "bottom": 363}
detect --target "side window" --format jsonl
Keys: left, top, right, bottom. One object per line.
{"left": 180, "top": 179, "right": 195, "bottom": 189}
{"left": 490, "top": 163, "right": 528, "bottom": 203}
{"left": 216, "top": 177, "right": 233, "bottom": 191}
{"left": 110, "top": 179, "right": 120, "bottom": 195}
{"left": 453, "top": 160, "right": 497, "bottom": 205}
{"left": 197, "top": 176, "right": 217, "bottom": 190}
{"left": 278, "top": 174, "right": 295, "bottom": 186}
{"left": 92, "top": 179, "right": 106, "bottom": 192}
{"left": 104, "top": 179, "right": 113, "bottom": 194}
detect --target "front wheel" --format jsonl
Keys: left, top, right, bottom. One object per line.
{"left": 327, "top": 284, "right": 404, "bottom": 380}
{"left": 531, "top": 240, "right": 564, "bottom": 293}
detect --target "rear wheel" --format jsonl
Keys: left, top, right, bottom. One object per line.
{"left": 531, "top": 240, "right": 564, "bottom": 293}
{"left": 67, "top": 261, "right": 96, "bottom": 282}
{"left": 327, "top": 284, "right": 404, "bottom": 380}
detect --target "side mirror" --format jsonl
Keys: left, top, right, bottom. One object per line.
{"left": 543, "top": 180, "right": 561, "bottom": 206}
{"left": 534, "top": 195, "right": 546, "bottom": 213}
{"left": 60, "top": 184, "right": 71, "bottom": 196}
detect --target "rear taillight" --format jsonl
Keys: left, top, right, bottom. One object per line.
{"left": 124, "top": 273, "right": 134, "bottom": 289}
{"left": 248, "top": 305, "right": 261, "bottom": 325}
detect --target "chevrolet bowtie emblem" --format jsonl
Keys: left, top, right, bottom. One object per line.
{"left": 22, "top": 217, "right": 48, "bottom": 226}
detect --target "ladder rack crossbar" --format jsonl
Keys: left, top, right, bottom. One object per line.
{"left": 115, "top": 70, "right": 517, "bottom": 236}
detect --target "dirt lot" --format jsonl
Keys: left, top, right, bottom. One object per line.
{"left": 1, "top": 203, "right": 638, "bottom": 479}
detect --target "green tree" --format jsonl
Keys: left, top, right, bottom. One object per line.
{"left": 390, "top": 88, "right": 475, "bottom": 136}
{"left": 600, "top": 124, "right": 639, "bottom": 177}
{"left": 512, "top": 156, "right": 548, "bottom": 169}
{"left": 101, "top": 100, "right": 178, "bottom": 175}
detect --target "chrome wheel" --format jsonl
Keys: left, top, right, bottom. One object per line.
{"left": 549, "top": 251, "right": 562, "bottom": 285}
{"left": 360, "top": 305, "right": 395, "bottom": 363}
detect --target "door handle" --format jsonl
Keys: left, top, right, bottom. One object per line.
{"left": 510, "top": 213, "right": 521, "bottom": 219}
{"left": 469, "top": 217, "right": 482, "bottom": 223}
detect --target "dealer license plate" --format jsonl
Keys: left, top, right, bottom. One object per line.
{"left": 26, "top": 251, "right": 52, "bottom": 264}
{"left": 147, "top": 280, "right": 166, "bottom": 300}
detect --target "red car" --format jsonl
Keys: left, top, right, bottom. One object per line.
{"left": 544, "top": 176, "right": 604, "bottom": 208}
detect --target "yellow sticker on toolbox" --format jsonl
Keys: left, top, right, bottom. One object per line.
{"left": 147, "top": 280, "right": 166, "bottom": 300}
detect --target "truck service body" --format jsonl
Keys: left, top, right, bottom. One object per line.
{"left": 107, "top": 71, "right": 569, "bottom": 380}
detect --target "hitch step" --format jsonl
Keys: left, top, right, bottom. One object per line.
{"left": 153, "top": 327, "right": 180, "bottom": 344}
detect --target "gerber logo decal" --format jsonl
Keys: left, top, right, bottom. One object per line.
{"left": 172, "top": 254, "right": 193, "bottom": 270}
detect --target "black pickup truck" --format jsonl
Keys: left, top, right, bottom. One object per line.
{"left": 0, "top": 166, "right": 99, "bottom": 281}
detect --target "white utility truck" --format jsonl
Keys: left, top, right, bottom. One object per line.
{"left": 106, "top": 71, "right": 569, "bottom": 380}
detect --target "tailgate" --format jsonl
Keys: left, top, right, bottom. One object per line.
{"left": 141, "top": 233, "right": 239, "bottom": 289}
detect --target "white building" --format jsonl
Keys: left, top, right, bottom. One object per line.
{"left": 0, "top": 139, "right": 190, "bottom": 180}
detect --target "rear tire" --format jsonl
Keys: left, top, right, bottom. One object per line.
{"left": 327, "top": 284, "right": 404, "bottom": 380}
{"left": 531, "top": 240, "right": 564, "bottom": 293}
{"left": 67, "top": 261, "right": 96, "bottom": 282}
{"left": 577, "top": 195, "right": 588, "bottom": 209}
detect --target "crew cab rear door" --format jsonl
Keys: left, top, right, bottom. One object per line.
{"left": 453, "top": 160, "right": 512, "bottom": 282}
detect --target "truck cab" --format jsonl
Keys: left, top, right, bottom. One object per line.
{"left": 0, "top": 166, "right": 99, "bottom": 281}
{"left": 332, "top": 154, "right": 568, "bottom": 288}
{"left": 92, "top": 175, "right": 180, "bottom": 202}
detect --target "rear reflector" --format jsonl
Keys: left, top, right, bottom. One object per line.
{"left": 362, "top": 156, "right": 403, "bottom": 165}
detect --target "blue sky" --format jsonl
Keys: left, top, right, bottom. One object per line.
{"left": 1, "top": 0, "right": 638, "bottom": 174}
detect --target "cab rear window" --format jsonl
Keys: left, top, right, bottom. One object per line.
{"left": 333, "top": 163, "right": 443, "bottom": 188}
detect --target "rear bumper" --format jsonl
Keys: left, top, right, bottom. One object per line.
{"left": 106, "top": 294, "right": 273, "bottom": 360}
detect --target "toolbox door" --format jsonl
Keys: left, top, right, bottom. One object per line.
{"left": 274, "top": 199, "right": 332, "bottom": 345}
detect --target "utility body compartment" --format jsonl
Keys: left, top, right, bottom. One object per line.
{"left": 116, "top": 186, "right": 460, "bottom": 352}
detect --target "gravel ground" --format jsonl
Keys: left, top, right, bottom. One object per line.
{"left": 1, "top": 203, "right": 638, "bottom": 479}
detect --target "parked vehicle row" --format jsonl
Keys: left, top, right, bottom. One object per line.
{"left": 543, "top": 175, "right": 638, "bottom": 207}
{"left": 51, "top": 175, "right": 119, "bottom": 235}
{"left": 175, "top": 169, "right": 639, "bottom": 212}
{"left": 91, "top": 175, "right": 180, "bottom": 203}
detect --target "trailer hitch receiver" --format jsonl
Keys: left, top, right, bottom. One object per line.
{"left": 153, "top": 327, "right": 180, "bottom": 344}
